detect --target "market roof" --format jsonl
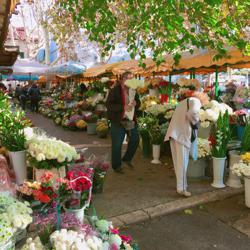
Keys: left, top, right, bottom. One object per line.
{"left": 82, "top": 48, "right": 250, "bottom": 78}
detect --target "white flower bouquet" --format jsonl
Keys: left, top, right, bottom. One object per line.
{"left": 27, "top": 135, "right": 79, "bottom": 170}
{"left": 199, "top": 100, "right": 233, "bottom": 128}
{"left": 125, "top": 78, "right": 145, "bottom": 90}
{"left": 86, "top": 93, "right": 105, "bottom": 107}
{"left": 232, "top": 161, "right": 250, "bottom": 177}
{"left": 177, "top": 78, "right": 201, "bottom": 90}
{"left": 21, "top": 217, "right": 138, "bottom": 250}
{"left": 197, "top": 138, "right": 211, "bottom": 159}
{"left": 0, "top": 193, "right": 32, "bottom": 246}
{"left": 232, "top": 152, "right": 250, "bottom": 177}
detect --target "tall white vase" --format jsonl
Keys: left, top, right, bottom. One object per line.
{"left": 9, "top": 150, "right": 26, "bottom": 185}
{"left": 211, "top": 157, "right": 226, "bottom": 188}
{"left": 151, "top": 145, "right": 161, "bottom": 164}
{"left": 244, "top": 177, "right": 250, "bottom": 208}
{"left": 226, "top": 150, "right": 242, "bottom": 188}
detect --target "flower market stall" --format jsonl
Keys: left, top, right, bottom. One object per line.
{"left": 0, "top": 92, "right": 139, "bottom": 250}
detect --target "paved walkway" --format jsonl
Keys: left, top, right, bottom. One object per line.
{"left": 122, "top": 195, "right": 250, "bottom": 250}
{"left": 27, "top": 113, "right": 242, "bottom": 220}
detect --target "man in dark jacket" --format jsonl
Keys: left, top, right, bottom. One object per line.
{"left": 19, "top": 85, "right": 28, "bottom": 110}
{"left": 106, "top": 72, "right": 140, "bottom": 174}
{"left": 28, "top": 83, "right": 41, "bottom": 112}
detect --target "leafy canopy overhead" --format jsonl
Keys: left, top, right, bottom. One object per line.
{"left": 60, "top": 0, "right": 250, "bottom": 66}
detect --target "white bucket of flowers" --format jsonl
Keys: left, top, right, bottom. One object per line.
{"left": 232, "top": 152, "right": 250, "bottom": 207}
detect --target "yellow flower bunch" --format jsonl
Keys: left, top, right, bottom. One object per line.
{"left": 140, "top": 95, "right": 160, "bottom": 111}
{"left": 241, "top": 152, "right": 250, "bottom": 164}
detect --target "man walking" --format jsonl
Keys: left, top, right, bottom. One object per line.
{"left": 28, "top": 83, "right": 41, "bottom": 112}
{"left": 106, "top": 72, "right": 140, "bottom": 174}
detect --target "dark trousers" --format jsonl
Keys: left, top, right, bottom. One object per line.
{"left": 30, "top": 99, "right": 39, "bottom": 112}
{"left": 19, "top": 96, "right": 26, "bottom": 110}
{"left": 111, "top": 122, "right": 139, "bottom": 169}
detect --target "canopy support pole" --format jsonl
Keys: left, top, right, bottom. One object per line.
{"left": 215, "top": 67, "right": 219, "bottom": 100}
{"left": 168, "top": 74, "right": 172, "bottom": 103}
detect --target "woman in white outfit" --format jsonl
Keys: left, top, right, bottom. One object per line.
{"left": 165, "top": 97, "right": 201, "bottom": 197}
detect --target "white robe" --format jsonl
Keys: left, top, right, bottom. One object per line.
{"left": 165, "top": 97, "right": 201, "bottom": 192}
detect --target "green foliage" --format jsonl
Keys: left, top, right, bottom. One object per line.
{"left": 241, "top": 123, "right": 250, "bottom": 153}
{"left": 60, "top": 0, "right": 250, "bottom": 65}
{"left": 138, "top": 114, "right": 165, "bottom": 145}
{"left": 28, "top": 157, "right": 66, "bottom": 170}
{"left": 210, "top": 111, "right": 230, "bottom": 158}
{"left": 0, "top": 93, "right": 26, "bottom": 151}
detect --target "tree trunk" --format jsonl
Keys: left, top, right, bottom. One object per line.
{"left": 42, "top": 26, "right": 50, "bottom": 65}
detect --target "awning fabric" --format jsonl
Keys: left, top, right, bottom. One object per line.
{"left": 82, "top": 48, "right": 250, "bottom": 78}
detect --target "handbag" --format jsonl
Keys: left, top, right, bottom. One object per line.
{"left": 120, "top": 119, "right": 135, "bottom": 131}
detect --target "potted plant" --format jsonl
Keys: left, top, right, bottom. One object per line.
{"left": 187, "top": 138, "right": 210, "bottom": 179}
{"left": 149, "top": 120, "right": 165, "bottom": 164}
{"left": 0, "top": 93, "right": 27, "bottom": 184}
{"left": 231, "top": 110, "right": 248, "bottom": 140}
{"left": 232, "top": 152, "right": 250, "bottom": 207}
{"left": 64, "top": 170, "right": 92, "bottom": 222}
{"left": 138, "top": 115, "right": 156, "bottom": 158}
{"left": 85, "top": 114, "right": 99, "bottom": 135}
{"left": 227, "top": 122, "right": 250, "bottom": 188}
{"left": 32, "top": 170, "right": 92, "bottom": 223}
{"left": 209, "top": 111, "right": 230, "bottom": 188}
{"left": 92, "top": 159, "right": 110, "bottom": 193}
{"left": 96, "top": 119, "right": 109, "bottom": 138}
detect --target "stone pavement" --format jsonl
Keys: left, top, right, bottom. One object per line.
{"left": 121, "top": 195, "right": 250, "bottom": 250}
{"left": 27, "top": 113, "right": 244, "bottom": 223}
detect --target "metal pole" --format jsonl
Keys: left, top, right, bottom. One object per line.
{"left": 215, "top": 67, "right": 219, "bottom": 100}
{"left": 168, "top": 74, "right": 172, "bottom": 103}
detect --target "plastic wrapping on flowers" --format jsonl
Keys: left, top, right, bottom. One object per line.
{"left": 0, "top": 193, "right": 33, "bottom": 247}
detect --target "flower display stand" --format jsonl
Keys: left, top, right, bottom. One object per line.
{"left": 226, "top": 150, "right": 242, "bottom": 188}
{"left": 151, "top": 145, "right": 161, "bottom": 164}
{"left": 187, "top": 158, "right": 208, "bottom": 179}
{"left": 244, "top": 177, "right": 250, "bottom": 208}
{"left": 35, "top": 167, "right": 66, "bottom": 182}
{"left": 211, "top": 157, "right": 226, "bottom": 188}
{"left": 87, "top": 123, "right": 97, "bottom": 135}
{"left": 9, "top": 150, "right": 27, "bottom": 185}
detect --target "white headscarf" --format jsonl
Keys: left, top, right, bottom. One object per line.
{"left": 165, "top": 97, "right": 201, "bottom": 148}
